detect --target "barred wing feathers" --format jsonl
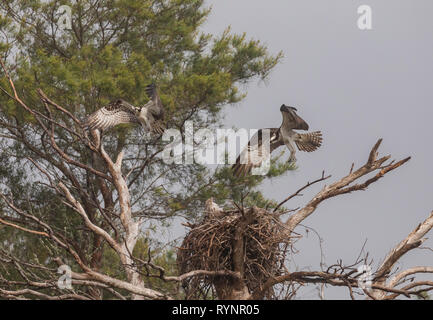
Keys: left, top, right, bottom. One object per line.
{"left": 232, "top": 128, "right": 283, "bottom": 177}
{"left": 84, "top": 99, "right": 139, "bottom": 131}
{"left": 294, "top": 131, "right": 323, "bottom": 152}
{"left": 285, "top": 108, "right": 309, "bottom": 131}
{"left": 143, "top": 84, "right": 165, "bottom": 134}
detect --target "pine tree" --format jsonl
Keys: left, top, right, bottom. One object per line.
{"left": 0, "top": 0, "right": 287, "bottom": 299}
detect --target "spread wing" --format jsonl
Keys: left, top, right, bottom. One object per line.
{"left": 294, "top": 131, "right": 323, "bottom": 152}
{"left": 142, "top": 84, "right": 165, "bottom": 134}
{"left": 84, "top": 99, "right": 139, "bottom": 131}
{"left": 232, "top": 128, "right": 283, "bottom": 177}
{"left": 284, "top": 108, "right": 309, "bottom": 131}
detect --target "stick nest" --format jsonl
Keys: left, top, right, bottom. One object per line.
{"left": 177, "top": 204, "right": 292, "bottom": 299}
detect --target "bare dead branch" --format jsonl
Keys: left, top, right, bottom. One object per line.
{"left": 285, "top": 139, "right": 410, "bottom": 233}
{"left": 273, "top": 171, "right": 331, "bottom": 212}
{"left": 0, "top": 217, "right": 49, "bottom": 237}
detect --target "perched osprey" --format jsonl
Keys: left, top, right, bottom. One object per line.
{"left": 232, "top": 104, "right": 322, "bottom": 177}
{"left": 84, "top": 84, "right": 165, "bottom": 134}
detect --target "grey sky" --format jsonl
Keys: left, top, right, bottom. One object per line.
{"left": 196, "top": 0, "right": 433, "bottom": 299}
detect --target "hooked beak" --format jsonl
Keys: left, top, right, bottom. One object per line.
{"left": 280, "top": 104, "right": 298, "bottom": 113}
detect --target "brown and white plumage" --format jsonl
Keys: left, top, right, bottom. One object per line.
{"left": 232, "top": 104, "right": 322, "bottom": 177}
{"left": 294, "top": 131, "right": 322, "bottom": 152}
{"left": 84, "top": 84, "right": 165, "bottom": 134}
{"left": 232, "top": 128, "right": 283, "bottom": 177}
{"left": 84, "top": 99, "right": 140, "bottom": 131}
{"left": 141, "top": 83, "right": 165, "bottom": 134}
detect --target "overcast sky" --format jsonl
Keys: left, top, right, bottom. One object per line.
{"left": 164, "top": 0, "right": 433, "bottom": 299}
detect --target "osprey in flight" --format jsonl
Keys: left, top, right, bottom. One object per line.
{"left": 232, "top": 104, "right": 322, "bottom": 177}
{"left": 84, "top": 84, "right": 165, "bottom": 134}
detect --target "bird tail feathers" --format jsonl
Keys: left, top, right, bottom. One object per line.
{"left": 295, "top": 131, "right": 323, "bottom": 152}
{"left": 152, "top": 120, "right": 166, "bottom": 135}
